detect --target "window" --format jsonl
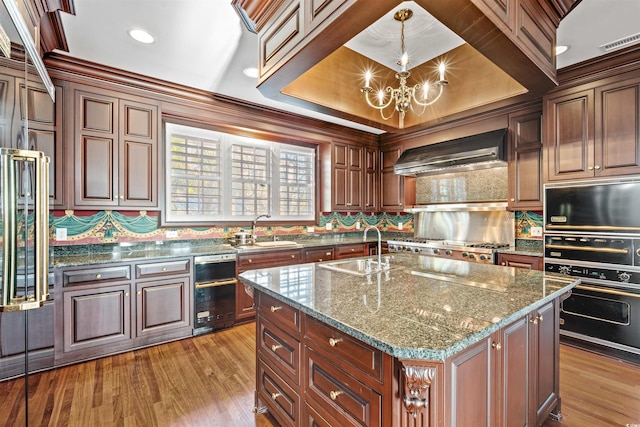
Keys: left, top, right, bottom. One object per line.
{"left": 165, "top": 123, "right": 316, "bottom": 223}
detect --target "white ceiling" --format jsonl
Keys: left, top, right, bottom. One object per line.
{"left": 55, "top": 0, "right": 640, "bottom": 134}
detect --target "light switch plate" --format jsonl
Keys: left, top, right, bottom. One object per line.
{"left": 55, "top": 227, "right": 67, "bottom": 241}
{"left": 530, "top": 226, "right": 543, "bottom": 237}
{"left": 165, "top": 230, "right": 178, "bottom": 238}
{"left": 325, "top": 222, "right": 332, "bottom": 231}
{"left": 307, "top": 226, "right": 315, "bottom": 233}
{"left": 356, "top": 221, "right": 361, "bottom": 229}
{"left": 398, "top": 222, "right": 403, "bottom": 230}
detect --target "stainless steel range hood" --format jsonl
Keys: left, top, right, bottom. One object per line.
{"left": 394, "top": 128, "right": 508, "bottom": 177}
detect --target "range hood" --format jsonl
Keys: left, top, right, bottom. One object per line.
{"left": 394, "top": 128, "right": 508, "bottom": 177}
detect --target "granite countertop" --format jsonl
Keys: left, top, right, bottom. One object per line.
{"left": 51, "top": 233, "right": 395, "bottom": 268}
{"left": 239, "top": 253, "right": 578, "bottom": 361}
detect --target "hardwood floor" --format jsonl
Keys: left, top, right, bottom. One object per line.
{"left": 1, "top": 323, "right": 639, "bottom": 426}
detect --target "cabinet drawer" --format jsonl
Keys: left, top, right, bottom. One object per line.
{"left": 304, "top": 246, "right": 334, "bottom": 263}
{"left": 304, "top": 402, "right": 333, "bottom": 427}
{"left": 259, "top": 292, "right": 302, "bottom": 335}
{"left": 306, "top": 316, "right": 383, "bottom": 383}
{"left": 258, "top": 358, "right": 301, "bottom": 427}
{"left": 258, "top": 317, "right": 302, "bottom": 386}
{"left": 238, "top": 249, "right": 302, "bottom": 271}
{"left": 62, "top": 265, "right": 131, "bottom": 287}
{"left": 306, "top": 349, "right": 382, "bottom": 427}
{"left": 135, "top": 258, "right": 190, "bottom": 279}
{"left": 335, "top": 244, "right": 367, "bottom": 259}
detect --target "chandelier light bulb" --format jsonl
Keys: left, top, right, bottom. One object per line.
{"left": 378, "top": 90, "right": 385, "bottom": 106}
{"left": 423, "top": 82, "right": 429, "bottom": 100}
{"left": 439, "top": 63, "right": 446, "bottom": 81}
{"left": 365, "top": 70, "right": 372, "bottom": 87}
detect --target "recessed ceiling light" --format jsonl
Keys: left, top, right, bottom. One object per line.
{"left": 555, "top": 45, "right": 569, "bottom": 55}
{"left": 243, "top": 67, "right": 259, "bottom": 78}
{"left": 128, "top": 28, "right": 155, "bottom": 44}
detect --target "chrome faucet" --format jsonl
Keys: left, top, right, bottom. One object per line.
{"left": 252, "top": 214, "right": 271, "bottom": 241}
{"left": 363, "top": 225, "right": 382, "bottom": 269}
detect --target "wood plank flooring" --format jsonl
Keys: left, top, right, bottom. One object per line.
{"left": 0, "top": 322, "right": 639, "bottom": 426}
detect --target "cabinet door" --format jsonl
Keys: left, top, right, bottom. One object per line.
{"left": 508, "top": 109, "right": 542, "bottom": 210}
{"left": 594, "top": 77, "right": 640, "bottom": 177}
{"left": 447, "top": 336, "right": 495, "bottom": 426}
{"left": 73, "top": 90, "right": 118, "bottom": 207}
{"left": 332, "top": 143, "right": 348, "bottom": 210}
{"left": 62, "top": 284, "right": 131, "bottom": 353}
{"left": 303, "top": 246, "right": 334, "bottom": 263}
{"left": 364, "top": 148, "right": 378, "bottom": 211}
{"left": 380, "top": 145, "right": 415, "bottom": 211}
{"left": 498, "top": 317, "right": 529, "bottom": 427}
{"left": 135, "top": 277, "right": 190, "bottom": 337}
{"left": 347, "top": 145, "right": 363, "bottom": 210}
{"left": 529, "top": 300, "right": 560, "bottom": 424}
{"left": 119, "top": 100, "right": 158, "bottom": 207}
{"left": 544, "top": 89, "right": 594, "bottom": 182}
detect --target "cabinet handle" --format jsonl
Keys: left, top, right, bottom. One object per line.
{"left": 491, "top": 342, "right": 502, "bottom": 350}
{"left": 162, "top": 267, "right": 167, "bottom": 272}
{"left": 271, "top": 392, "right": 281, "bottom": 401}
{"left": 510, "top": 198, "right": 515, "bottom": 202}
{"left": 318, "top": 258, "right": 323, "bottom": 262}
{"left": 329, "top": 390, "right": 343, "bottom": 401}
{"left": 137, "top": 290, "right": 141, "bottom": 296}
{"left": 248, "top": 259, "right": 253, "bottom": 263}
{"left": 594, "top": 165, "right": 601, "bottom": 170}
{"left": 326, "top": 252, "right": 331, "bottom": 256}
{"left": 96, "top": 274, "right": 102, "bottom": 279}
{"left": 270, "top": 305, "right": 282, "bottom": 312}
{"left": 290, "top": 255, "right": 295, "bottom": 259}
{"left": 329, "top": 337, "right": 342, "bottom": 347}
{"left": 125, "top": 292, "right": 130, "bottom": 297}
{"left": 271, "top": 344, "right": 282, "bottom": 352}
{"left": 588, "top": 166, "right": 594, "bottom": 170}
{"left": 120, "top": 195, "right": 124, "bottom": 200}
{"left": 501, "top": 262, "right": 506, "bottom": 266}
{"left": 350, "top": 248, "right": 355, "bottom": 252}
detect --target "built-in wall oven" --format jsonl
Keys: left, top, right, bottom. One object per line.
{"left": 544, "top": 178, "right": 640, "bottom": 359}
{"left": 193, "top": 254, "right": 237, "bottom": 336}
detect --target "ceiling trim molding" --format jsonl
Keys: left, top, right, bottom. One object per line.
{"left": 555, "top": 45, "right": 640, "bottom": 89}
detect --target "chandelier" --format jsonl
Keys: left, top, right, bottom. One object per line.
{"left": 360, "top": 9, "right": 448, "bottom": 129}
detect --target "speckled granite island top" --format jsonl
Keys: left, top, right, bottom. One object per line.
{"left": 239, "top": 253, "right": 578, "bottom": 361}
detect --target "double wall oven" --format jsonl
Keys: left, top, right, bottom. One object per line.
{"left": 545, "top": 178, "right": 640, "bottom": 359}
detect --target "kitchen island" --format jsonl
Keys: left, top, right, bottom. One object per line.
{"left": 239, "top": 253, "right": 578, "bottom": 427}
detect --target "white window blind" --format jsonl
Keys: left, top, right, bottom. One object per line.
{"left": 165, "top": 123, "right": 315, "bottom": 223}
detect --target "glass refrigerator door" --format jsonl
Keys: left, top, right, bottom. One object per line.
{"left": 0, "top": 0, "right": 54, "bottom": 424}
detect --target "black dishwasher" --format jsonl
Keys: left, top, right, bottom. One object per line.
{"left": 193, "top": 254, "right": 237, "bottom": 335}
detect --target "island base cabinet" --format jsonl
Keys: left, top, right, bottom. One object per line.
{"left": 257, "top": 358, "right": 301, "bottom": 427}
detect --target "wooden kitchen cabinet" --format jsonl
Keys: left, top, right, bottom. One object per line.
{"left": 380, "top": 144, "right": 415, "bottom": 212}
{"left": 334, "top": 243, "right": 368, "bottom": 259}
{"left": 55, "top": 259, "right": 193, "bottom": 365}
{"left": 508, "top": 107, "right": 543, "bottom": 210}
{"left": 71, "top": 85, "right": 159, "bottom": 209}
{"left": 236, "top": 248, "right": 303, "bottom": 322}
{"left": 364, "top": 147, "right": 378, "bottom": 211}
{"left": 303, "top": 246, "right": 334, "bottom": 263}
{"left": 498, "top": 253, "right": 543, "bottom": 270}
{"left": 447, "top": 314, "right": 539, "bottom": 426}
{"left": 332, "top": 142, "right": 363, "bottom": 211}
{"left": 544, "top": 74, "right": 640, "bottom": 182}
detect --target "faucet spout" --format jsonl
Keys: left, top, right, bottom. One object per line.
{"left": 252, "top": 214, "right": 271, "bottom": 241}
{"left": 363, "top": 225, "right": 382, "bottom": 269}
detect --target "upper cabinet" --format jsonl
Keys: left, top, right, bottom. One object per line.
{"left": 379, "top": 144, "right": 415, "bottom": 212}
{"left": 331, "top": 142, "right": 363, "bottom": 211}
{"left": 70, "top": 84, "right": 159, "bottom": 210}
{"left": 544, "top": 74, "right": 640, "bottom": 182}
{"left": 508, "top": 106, "right": 543, "bottom": 210}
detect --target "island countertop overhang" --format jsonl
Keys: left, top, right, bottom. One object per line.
{"left": 239, "top": 253, "right": 579, "bottom": 361}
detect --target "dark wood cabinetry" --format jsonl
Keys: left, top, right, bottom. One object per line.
{"left": 237, "top": 249, "right": 303, "bottom": 322}
{"left": 334, "top": 243, "right": 368, "bottom": 259}
{"left": 380, "top": 145, "right": 415, "bottom": 212}
{"left": 498, "top": 253, "right": 543, "bottom": 270}
{"left": 55, "top": 259, "right": 192, "bottom": 365}
{"left": 364, "top": 147, "right": 378, "bottom": 211}
{"left": 303, "top": 246, "right": 334, "bottom": 263}
{"left": 71, "top": 85, "right": 159, "bottom": 209}
{"left": 332, "top": 142, "right": 363, "bottom": 211}
{"left": 544, "top": 75, "right": 640, "bottom": 182}
{"left": 508, "top": 108, "right": 543, "bottom": 210}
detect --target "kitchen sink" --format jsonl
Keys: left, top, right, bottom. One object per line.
{"left": 318, "top": 257, "right": 402, "bottom": 276}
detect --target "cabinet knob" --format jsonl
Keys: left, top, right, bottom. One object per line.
{"left": 271, "top": 344, "right": 282, "bottom": 352}
{"left": 120, "top": 195, "right": 124, "bottom": 200}
{"left": 351, "top": 248, "right": 355, "bottom": 252}
{"left": 270, "top": 305, "right": 282, "bottom": 312}
{"left": 588, "top": 166, "right": 593, "bottom": 170}
{"left": 318, "top": 258, "right": 323, "bottom": 262}
{"left": 271, "top": 392, "right": 281, "bottom": 401}
{"left": 329, "top": 390, "right": 343, "bottom": 401}
{"left": 326, "top": 252, "right": 331, "bottom": 256}
{"left": 594, "top": 165, "right": 601, "bottom": 170}
{"left": 96, "top": 274, "right": 102, "bottom": 279}
{"left": 510, "top": 198, "right": 515, "bottom": 202}
{"left": 137, "top": 290, "right": 141, "bottom": 296}
{"left": 491, "top": 342, "right": 502, "bottom": 350}
{"left": 290, "top": 255, "right": 295, "bottom": 258}
{"left": 162, "top": 267, "right": 167, "bottom": 272}
{"left": 248, "top": 259, "right": 253, "bottom": 263}
{"left": 501, "top": 262, "right": 506, "bottom": 266}
{"left": 329, "top": 337, "right": 342, "bottom": 347}
{"left": 125, "top": 292, "right": 130, "bottom": 297}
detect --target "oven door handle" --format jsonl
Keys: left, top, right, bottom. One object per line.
{"left": 576, "top": 285, "right": 640, "bottom": 299}
{"left": 545, "top": 244, "right": 629, "bottom": 255}
{"left": 195, "top": 278, "right": 238, "bottom": 288}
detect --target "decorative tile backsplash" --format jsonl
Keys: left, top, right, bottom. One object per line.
{"left": 50, "top": 210, "right": 414, "bottom": 245}
{"left": 515, "top": 210, "right": 543, "bottom": 239}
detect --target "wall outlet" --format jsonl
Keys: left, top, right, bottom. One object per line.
{"left": 530, "top": 226, "right": 543, "bottom": 237}
{"left": 307, "top": 226, "right": 315, "bottom": 233}
{"left": 165, "top": 230, "right": 178, "bottom": 238}
{"left": 55, "top": 227, "right": 67, "bottom": 241}
{"left": 356, "top": 221, "right": 361, "bottom": 229}
{"left": 325, "top": 222, "right": 332, "bottom": 231}
{"left": 398, "top": 222, "right": 403, "bottom": 230}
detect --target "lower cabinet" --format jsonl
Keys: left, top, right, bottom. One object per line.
{"left": 55, "top": 259, "right": 192, "bottom": 365}
{"left": 254, "top": 288, "right": 562, "bottom": 427}
{"left": 335, "top": 243, "right": 368, "bottom": 259}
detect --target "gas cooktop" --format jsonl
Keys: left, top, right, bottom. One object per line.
{"left": 387, "top": 238, "right": 511, "bottom": 263}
